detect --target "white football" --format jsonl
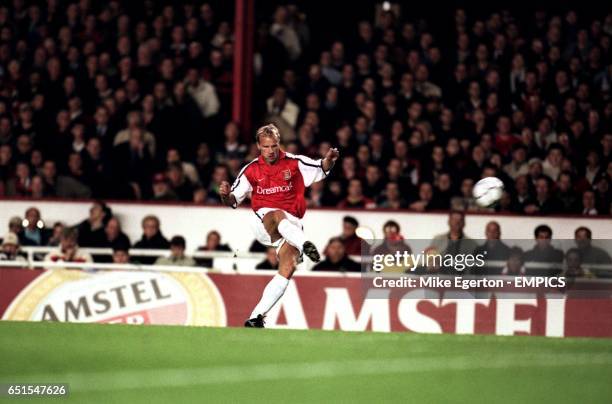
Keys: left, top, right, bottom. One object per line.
{"left": 473, "top": 177, "right": 504, "bottom": 207}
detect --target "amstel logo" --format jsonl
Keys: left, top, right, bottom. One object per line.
{"left": 2, "top": 269, "right": 226, "bottom": 326}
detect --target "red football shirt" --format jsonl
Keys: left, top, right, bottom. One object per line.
{"left": 230, "top": 151, "right": 330, "bottom": 219}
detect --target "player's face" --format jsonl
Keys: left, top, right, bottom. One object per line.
{"left": 258, "top": 136, "right": 280, "bottom": 164}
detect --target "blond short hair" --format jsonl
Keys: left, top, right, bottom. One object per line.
{"left": 255, "top": 124, "right": 281, "bottom": 143}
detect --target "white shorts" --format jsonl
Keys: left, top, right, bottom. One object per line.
{"left": 250, "top": 208, "right": 303, "bottom": 254}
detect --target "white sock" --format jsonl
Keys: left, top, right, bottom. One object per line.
{"left": 250, "top": 274, "right": 289, "bottom": 319}
{"left": 277, "top": 219, "right": 306, "bottom": 253}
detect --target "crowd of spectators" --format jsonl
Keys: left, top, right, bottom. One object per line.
{"left": 0, "top": 2, "right": 610, "bottom": 217}
{"left": 1, "top": 205, "right": 610, "bottom": 278}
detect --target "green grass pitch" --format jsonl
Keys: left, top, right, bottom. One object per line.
{"left": 0, "top": 321, "right": 611, "bottom": 403}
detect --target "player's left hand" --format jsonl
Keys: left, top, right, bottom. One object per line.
{"left": 325, "top": 147, "right": 340, "bottom": 162}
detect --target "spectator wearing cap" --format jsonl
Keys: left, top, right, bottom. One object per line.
{"left": 155, "top": 236, "right": 196, "bottom": 266}
{"left": 43, "top": 228, "right": 93, "bottom": 264}
{"left": 19, "top": 207, "right": 52, "bottom": 246}
{"left": 256, "top": 247, "right": 280, "bottom": 270}
{"left": 312, "top": 237, "right": 360, "bottom": 272}
{"left": 133, "top": 215, "right": 170, "bottom": 265}
{"left": 0, "top": 232, "right": 27, "bottom": 262}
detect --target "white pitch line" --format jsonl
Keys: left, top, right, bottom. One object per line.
{"left": 10, "top": 353, "right": 612, "bottom": 393}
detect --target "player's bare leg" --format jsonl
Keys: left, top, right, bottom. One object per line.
{"left": 245, "top": 210, "right": 320, "bottom": 328}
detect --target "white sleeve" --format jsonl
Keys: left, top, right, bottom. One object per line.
{"left": 230, "top": 170, "right": 253, "bottom": 208}
{"left": 290, "top": 153, "right": 331, "bottom": 187}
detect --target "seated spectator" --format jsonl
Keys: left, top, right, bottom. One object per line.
{"left": 77, "top": 201, "right": 111, "bottom": 247}
{"left": 196, "top": 230, "right": 232, "bottom": 267}
{"left": 7, "top": 216, "right": 23, "bottom": 240}
{"left": 580, "top": 190, "right": 598, "bottom": 215}
{"left": 451, "top": 178, "right": 479, "bottom": 212}
{"left": 112, "top": 244, "right": 131, "bottom": 264}
{"left": 564, "top": 248, "right": 593, "bottom": 278}
{"left": 556, "top": 172, "right": 579, "bottom": 213}
{"left": 542, "top": 144, "right": 564, "bottom": 181}
{"left": 216, "top": 121, "right": 248, "bottom": 163}
{"left": 574, "top": 227, "right": 612, "bottom": 278}
{"left": 113, "top": 111, "right": 156, "bottom": 157}
{"left": 0, "top": 232, "right": 27, "bottom": 262}
{"left": 166, "top": 148, "right": 200, "bottom": 185}
{"left": 267, "top": 86, "right": 300, "bottom": 129}
{"left": 43, "top": 228, "right": 93, "bottom": 263}
{"left": 371, "top": 220, "right": 413, "bottom": 272}
{"left": 152, "top": 173, "right": 179, "bottom": 201}
{"left": 523, "top": 225, "right": 564, "bottom": 276}
{"left": 155, "top": 236, "right": 196, "bottom": 267}
{"left": 503, "top": 144, "right": 529, "bottom": 180}
{"left": 523, "top": 176, "right": 563, "bottom": 215}
{"left": 5, "top": 162, "right": 32, "bottom": 196}
{"left": 111, "top": 128, "right": 155, "bottom": 199}
{"left": 431, "top": 211, "right": 478, "bottom": 255}
{"left": 19, "top": 207, "right": 51, "bottom": 246}
{"left": 337, "top": 178, "right": 375, "bottom": 209}
{"left": 337, "top": 216, "right": 363, "bottom": 256}
{"left": 430, "top": 173, "right": 454, "bottom": 210}
{"left": 133, "top": 215, "right": 170, "bottom": 264}
{"left": 40, "top": 160, "right": 91, "bottom": 199}
{"left": 312, "top": 237, "right": 360, "bottom": 272}
{"left": 93, "top": 217, "right": 132, "bottom": 263}
{"left": 47, "top": 222, "right": 65, "bottom": 247}
{"left": 501, "top": 247, "right": 526, "bottom": 275}
{"left": 256, "top": 247, "right": 280, "bottom": 270}
{"left": 185, "top": 67, "right": 220, "bottom": 119}
{"left": 409, "top": 182, "right": 434, "bottom": 212}
{"left": 379, "top": 181, "right": 407, "bottom": 209}
{"left": 166, "top": 162, "right": 195, "bottom": 201}
{"left": 474, "top": 221, "right": 511, "bottom": 274}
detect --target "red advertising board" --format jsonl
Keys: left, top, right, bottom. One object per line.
{"left": 0, "top": 268, "right": 611, "bottom": 338}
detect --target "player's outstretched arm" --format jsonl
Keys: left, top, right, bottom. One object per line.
{"left": 219, "top": 181, "right": 237, "bottom": 207}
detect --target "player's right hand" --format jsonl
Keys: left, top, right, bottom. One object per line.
{"left": 219, "top": 181, "right": 231, "bottom": 197}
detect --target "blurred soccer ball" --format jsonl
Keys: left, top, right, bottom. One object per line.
{"left": 473, "top": 177, "right": 504, "bottom": 207}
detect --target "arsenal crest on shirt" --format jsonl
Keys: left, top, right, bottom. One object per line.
{"left": 283, "top": 169, "right": 291, "bottom": 181}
